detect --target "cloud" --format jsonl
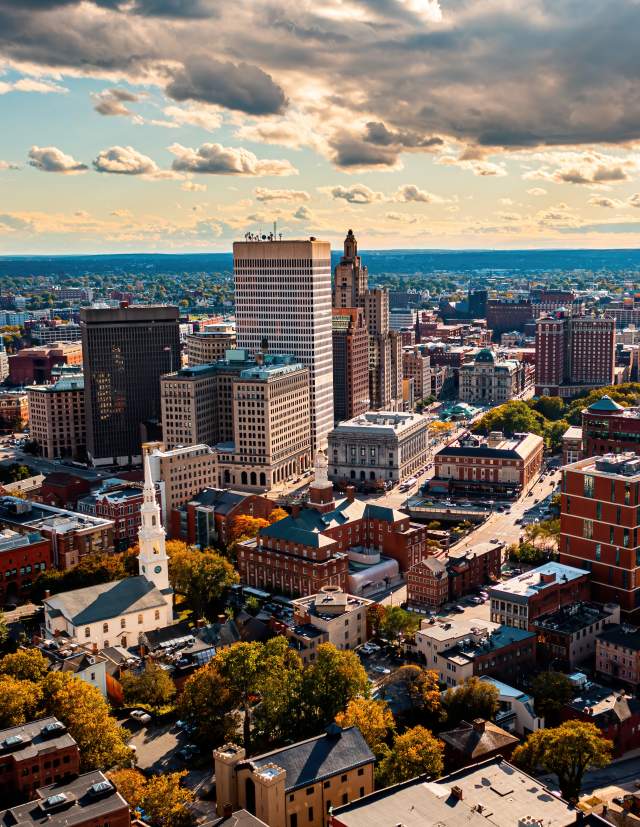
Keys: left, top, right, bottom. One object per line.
{"left": 588, "top": 196, "right": 624, "bottom": 208}
{"left": 169, "top": 142, "right": 297, "bottom": 176}
{"left": 254, "top": 187, "right": 310, "bottom": 203}
{"left": 128, "top": 0, "right": 216, "bottom": 17}
{"left": 93, "top": 87, "right": 141, "bottom": 116}
{"left": 93, "top": 145, "right": 159, "bottom": 175}
{"left": 393, "top": 184, "right": 442, "bottom": 203}
{"left": 0, "top": 76, "right": 67, "bottom": 95}
{"left": 165, "top": 55, "right": 286, "bottom": 116}
{"left": 0, "top": 213, "right": 34, "bottom": 232}
{"left": 28, "top": 145, "right": 87, "bottom": 173}
{"left": 526, "top": 187, "right": 547, "bottom": 196}
{"left": 181, "top": 180, "right": 206, "bottom": 192}
{"left": 0, "top": 160, "right": 20, "bottom": 170}
{"left": 364, "top": 122, "right": 443, "bottom": 150}
{"left": 323, "top": 184, "right": 384, "bottom": 204}
{"left": 293, "top": 205, "right": 311, "bottom": 220}
{"left": 329, "top": 133, "right": 402, "bottom": 169}
{"left": 385, "top": 211, "right": 417, "bottom": 223}
{"left": 524, "top": 151, "right": 640, "bottom": 186}
{"left": 437, "top": 154, "right": 507, "bottom": 177}
{"left": 161, "top": 105, "right": 222, "bottom": 131}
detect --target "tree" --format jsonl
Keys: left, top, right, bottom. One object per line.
{"left": 531, "top": 671, "right": 573, "bottom": 724}
{"left": 41, "top": 672, "right": 132, "bottom": 770}
{"left": 474, "top": 401, "right": 545, "bottom": 438}
{"left": 120, "top": 661, "right": 176, "bottom": 711}
{"left": 0, "top": 675, "right": 42, "bottom": 726}
{"left": 335, "top": 698, "right": 395, "bottom": 757}
{"left": 169, "top": 548, "right": 238, "bottom": 618}
{"left": 443, "top": 677, "right": 500, "bottom": 726}
{"left": 215, "top": 641, "right": 264, "bottom": 750}
{"left": 268, "top": 507, "right": 288, "bottom": 524}
{"left": 229, "top": 515, "right": 270, "bottom": 543}
{"left": 379, "top": 607, "right": 420, "bottom": 641}
{"left": 301, "top": 644, "right": 370, "bottom": 733}
{"left": 0, "top": 648, "right": 49, "bottom": 682}
{"left": 176, "top": 661, "right": 236, "bottom": 750}
{"left": 109, "top": 769, "right": 194, "bottom": 827}
{"left": 0, "top": 611, "right": 8, "bottom": 648}
{"left": 513, "top": 720, "right": 611, "bottom": 802}
{"left": 108, "top": 768, "right": 147, "bottom": 808}
{"left": 32, "top": 552, "right": 128, "bottom": 601}
{"left": 395, "top": 666, "right": 445, "bottom": 726}
{"left": 252, "top": 636, "right": 304, "bottom": 748}
{"left": 378, "top": 726, "right": 444, "bottom": 786}
{"left": 531, "top": 396, "right": 566, "bottom": 422}
{"left": 367, "top": 604, "right": 386, "bottom": 637}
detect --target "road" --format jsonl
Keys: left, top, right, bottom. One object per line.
{"left": 0, "top": 441, "right": 101, "bottom": 481}
{"left": 581, "top": 754, "right": 640, "bottom": 793}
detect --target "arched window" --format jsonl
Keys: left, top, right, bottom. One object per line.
{"left": 250, "top": 472, "right": 257, "bottom": 486}
{"left": 259, "top": 472, "right": 266, "bottom": 486}
{"left": 241, "top": 471, "right": 248, "bottom": 485}
{"left": 224, "top": 470, "right": 230, "bottom": 484}
{"left": 350, "top": 470, "right": 356, "bottom": 479}
{"left": 370, "top": 471, "right": 376, "bottom": 480}
{"left": 360, "top": 470, "right": 365, "bottom": 481}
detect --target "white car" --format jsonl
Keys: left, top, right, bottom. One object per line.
{"left": 373, "top": 666, "right": 391, "bottom": 675}
{"left": 129, "top": 710, "right": 151, "bottom": 724}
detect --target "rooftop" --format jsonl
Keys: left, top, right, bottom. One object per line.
{"left": 292, "top": 588, "right": 372, "bottom": 620}
{"left": 597, "top": 622, "right": 640, "bottom": 651}
{"left": 566, "top": 682, "right": 640, "bottom": 725}
{"left": 440, "top": 626, "right": 536, "bottom": 665}
{"left": 27, "top": 374, "right": 84, "bottom": 393}
{"left": 330, "top": 411, "right": 425, "bottom": 434}
{"left": 0, "top": 528, "right": 45, "bottom": 553}
{"left": 440, "top": 719, "right": 519, "bottom": 759}
{"left": 417, "top": 618, "right": 500, "bottom": 643}
{"left": 0, "top": 496, "right": 113, "bottom": 532}
{"left": 566, "top": 453, "right": 640, "bottom": 478}
{"left": 437, "top": 432, "right": 543, "bottom": 461}
{"left": 489, "top": 562, "right": 589, "bottom": 603}
{"left": 534, "top": 602, "right": 618, "bottom": 635}
{"left": 44, "top": 576, "right": 168, "bottom": 626}
{"left": 0, "top": 716, "right": 77, "bottom": 760}
{"left": 330, "top": 757, "right": 575, "bottom": 827}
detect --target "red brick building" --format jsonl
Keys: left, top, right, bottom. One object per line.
{"left": 0, "top": 528, "right": 52, "bottom": 603}
{"left": 238, "top": 477, "right": 432, "bottom": 597}
{"left": 407, "top": 555, "right": 449, "bottom": 609}
{"left": 582, "top": 396, "right": 640, "bottom": 457}
{"left": 332, "top": 307, "right": 370, "bottom": 422}
{"left": 562, "top": 682, "right": 640, "bottom": 758}
{"left": 170, "top": 488, "right": 275, "bottom": 547}
{"left": 559, "top": 453, "right": 640, "bottom": 618}
{"left": 8, "top": 342, "right": 83, "bottom": 386}
{"left": 0, "top": 717, "right": 80, "bottom": 804}
{"left": 76, "top": 480, "right": 154, "bottom": 552}
{"left": 37, "top": 472, "right": 92, "bottom": 511}
{"left": 0, "top": 391, "right": 29, "bottom": 431}
{"left": 486, "top": 299, "right": 533, "bottom": 337}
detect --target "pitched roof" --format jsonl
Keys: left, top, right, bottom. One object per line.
{"left": 44, "top": 576, "right": 168, "bottom": 626}
{"left": 588, "top": 395, "right": 624, "bottom": 412}
{"left": 440, "top": 720, "right": 518, "bottom": 759}
{"left": 246, "top": 726, "right": 374, "bottom": 792}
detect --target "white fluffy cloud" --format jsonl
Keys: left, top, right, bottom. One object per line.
{"left": 322, "top": 184, "right": 384, "bottom": 204}
{"left": 169, "top": 142, "right": 297, "bottom": 176}
{"left": 393, "top": 184, "right": 442, "bottom": 203}
{"left": 524, "top": 151, "right": 640, "bottom": 186}
{"left": 28, "top": 145, "right": 87, "bottom": 174}
{"left": 0, "top": 77, "right": 67, "bottom": 95}
{"left": 254, "top": 187, "right": 310, "bottom": 202}
{"left": 93, "top": 145, "right": 159, "bottom": 175}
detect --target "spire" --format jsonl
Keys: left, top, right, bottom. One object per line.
{"left": 143, "top": 448, "right": 157, "bottom": 506}
{"left": 137, "top": 444, "right": 170, "bottom": 594}
{"left": 343, "top": 228, "right": 357, "bottom": 261}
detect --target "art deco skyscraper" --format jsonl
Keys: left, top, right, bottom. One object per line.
{"left": 81, "top": 303, "right": 180, "bottom": 467}
{"left": 233, "top": 237, "right": 334, "bottom": 451}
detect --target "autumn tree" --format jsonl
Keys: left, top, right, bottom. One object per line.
{"left": 268, "top": 508, "right": 288, "bottom": 524}
{"left": 378, "top": 726, "right": 444, "bottom": 786}
{"left": 41, "top": 672, "right": 132, "bottom": 770}
{"left": 443, "top": 677, "right": 499, "bottom": 727}
{"left": 229, "top": 515, "right": 269, "bottom": 543}
{"left": 215, "top": 641, "right": 264, "bottom": 749}
{"left": 335, "top": 698, "right": 395, "bottom": 757}
{"left": 513, "top": 720, "right": 612, "bottom": 802}
{"left": 169, "top": 547, "right": 238, "bottom": 618}
{"left": 367, "top": 604, "right": 386, "bottom": 637}
{"left": 252, "top": 636, "right": 304, "bottom": 749}
{"left": 32, "top": 552, "right": 128, "bottom": 600}
{"left": 120, "top": 661, "right": 176, "bottom": 711}
{"left": 0, "top": 675, "right": 42, "bottom": 726}
{"left": 531, "top": 671, "right": 573, "bottom": 724}
{"left": 176, "top": 661, "right": 236, "bottom": 750}
{"left": 379, "top": 607, "right": 420, "bottom": 641}
{"left": 108, "top": 768, "right": 147, "bottom": 808}
{"left": 0, "top": 648, "right": 49, "bottom": 682}
{"left": 301, "top": 643, "right": 369, "bottom": 733}
{"left": 0, "top": 611, "right": 7, "bottom": 648}
{"left": 109, "top": 769, "right": 194, "bottom": 827}
{"left": 395, "top": 666, "right": 445, "bottom": 727}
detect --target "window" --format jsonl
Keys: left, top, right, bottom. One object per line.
{"left": 120, "top": 618, "right": 126, "bottom": 629}
{"left": 84, "top": 627, "right": 90, "bottom": 638}
{"left": 584, "top": 475, "right": 594, "bottom": 498}
{"left": 102, "top": 623, "right": 109, "bottom": 633}
{"left": 583, "top": 519, "right": 593, "bottom": 540}
{"left": 306, "top": 787, "right": 314, "bottom": 796}
{"left": 138, "top": 614, "right": 143, "bottom": 624}
{"left": 308, "top": 807, "right": 314, "bottom": 822}
{"left": 290, "top": 815, "right": 298, "bottom": 827}
{"left": 323, "top": 781, "right": 330, "bottom": 789}
{"left": 154, "top": 609, "right": 160, "bottom": 620}
{"left": 595, "top": 544, "right": 601, "bottom": 561}
{"left": 357, "top": 768, "right": 364, "bottom": 776}
{"left": 341, "top": 775, "right": 347, "bottom": 783}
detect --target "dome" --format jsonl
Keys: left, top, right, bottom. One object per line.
{"left": 475, "top": 348, "right": 495, "bottom": 364}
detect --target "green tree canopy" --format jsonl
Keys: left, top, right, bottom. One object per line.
{"left": 169, "top": 547, "right": 238, "bottom": 618}
{"left": 176, "top": 661, "right": 236, "bottom": 750}
{"left": 531, "top": 671, "right": 573, "bottom": 723}
{"left": 120, "top": 661, "right": 176, "bottom": 711}
{"left": 301, "top": 643, "right": 370, "bottom": 733}
{"left": 443, "top": 677, "right": 500, "bottom": 727}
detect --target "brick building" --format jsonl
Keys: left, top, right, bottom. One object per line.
{"left": 559, "top": 454, "right": 640, "bottom": 618}
{"left": 332, "top": 307, "right": 370, "bottom": 422}
{"left": 185, "top": 323, "right": 236, "bottom": 365}
{"left": 402, "top": 346, "right": 432, "bottom": 403}
{"left": 37, "top": 472, "right": 92, "bottom": 511}
{"left": 534, "top": 601, "right": 620, "bottom": 670}
{"left": 77, "top": 479, "right": 159, "bottom": 552}
{"left": 0, "top": 528, "right": 52, "bottom": 604}
{"left": 27, "top": 374, "right": 85, "bottom": 461}
{"left": 238, "top": 457, "right": 432, "bottom": 597}
{"left": 489, "top": 562, "right": 591, "bottom": 630}
{"left": 486, "top": 299, "right": 534, "bottom": 337}
{"left": 563, "top": 681, "right": 640, "bottom": 757}
{"left": 0, "top": 717, "right": 79, "bottom": 804}
{"left": 431, "top": 431, "right": 544, "bottom": 499}
{"left": 8, "top": 342, "right": 83, "bottom": 386}
{"left": 170, "top": 488, "right": 275, "bottom": 547}
{"left": 0, "top": 390, "right": 29, "bottom": 431}
{"left": 440, "top": 719, "right": 519, "bottom": 772}
{"left": 596, "top": 624, "right": 640, "bottom": 687}
{"left": 407, "top": 556, "right": 449, "bottom": 609}
{"left": 581, "top": 396, "right": 640, "bottom": 457}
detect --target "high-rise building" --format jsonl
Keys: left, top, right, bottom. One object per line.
{"left": 559, "top": 453, "right": 640, "bottom": 619}
{"left": 185, "top": 323, "right": 236, "bottom": 365}
{"left": 27, "top": 374, "right": 85, "bottom": 460}
{"left": 535, "top": 312, "right": 615, "bottom": 397}
{"left": 332, "top": 308, "right": 369, "bottom": 422}
{"left": 234, "top": 237, "right": 333, "bottom": 451}
{"left": 402, "top": 346, "right": 432, "bottom": 403}
{"left": 81, "top": 304, "right": 180, "bottom": 466}
{"left": 146, "top": 441, "right": 218, "bottom": 525}
{"left": 160, "top": 364, "right": 219, "bottom": 449}
{"left": 0, "top": 338, "right": 9, "bottom": 382}
{"left": 333, "top": 230, "right": 403, "bottom": 411}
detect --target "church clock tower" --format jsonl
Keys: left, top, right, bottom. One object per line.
{"left": 137, "top": 445, "right": 171, "bottom": 594}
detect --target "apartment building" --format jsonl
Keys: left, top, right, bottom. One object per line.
{"left": 160, "top": 364, "right": 219, "bottom": 448}
{"left": 0, "top": 528, "right": 52, "bottom": 604}
{"left": 0, "top": 390, "right": 28, "bottom": 430}
{"left": 27, "top": 374, "right": 85, "bottom": 460}
{"left": 146, "top": 441, "right": 218, "bottom": 524}
{"left": 332, "top": 308, "right": 369, "bottom": 422}
{"left": 186, "top": 322, "right": 236, "bottom": 365}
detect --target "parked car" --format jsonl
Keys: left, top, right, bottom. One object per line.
{"left": 470, "top": 596, "right": 483, "bottom": 605}
{"left": 176, "top": 744, "right": 200, "bottom": 761}
{"left": 373, "top": 666, "right": 391, "bottom": 675}
{"left": 130, "top": 710, "right": 151, "bottom": 724}
{"left": 452, "top": 605, "right": 465, "bottom": 614}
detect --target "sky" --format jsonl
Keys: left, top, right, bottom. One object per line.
{"left": 1, "top": 0, "right": 640, "bottom": 254}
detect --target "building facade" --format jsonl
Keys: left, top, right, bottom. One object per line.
{"left": 596, "top": 624, "right": 640, "bottom": 687}
{"left": 0, "top": 390, "right": 28, "bottom": 431}
{"left": 402, "top": 346, "right": 432, "bottom": 403}
{"left": 559, "top": 453, "right": 640, "bottom": 618}
{"left": 8, "top": 342, "right": 83, "bottom": 386}
{"left": 581, "top": 395, "right": 640, "bottom": 457}
{"left": 458, "top": 349, "right": 522, "bottom": 405}
{"left": 0, "top": 528, "right": 52, "bottom": 604}
{"left": 534, "top": 601, "right": 620, "bottom": 670}
{"left": 160, "top": 364, "right": 220, "bottom": 449}
{"left": 30, "top": 322, "right": 82, "bottom": 345}
{"left": 27, "top": 375, "right": 85, "bottom": 460}
{"left": 327, "top": 411, "right": 428, "bottom": 488}
{"left": 332, "top": 308, "right": 369, "bottom": 422}
{"left": 81, "top": 303, "right": 181, "bottom": 466}
{"left": 185, "top": 323, "right": 236, "bottom": 365}
{"left": 146, "top": 442, "right": 219, "bottom": 524}
{"left": 234, "top": 237, "right": 333, "bottom": 452}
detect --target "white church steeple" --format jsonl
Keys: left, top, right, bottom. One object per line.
{"left": 137, "top": 445, "right": 170, "bottom": 593}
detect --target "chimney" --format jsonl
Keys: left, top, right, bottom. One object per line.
{"left": 451, "top": 785, "right": 463, "bottom": 801}
{"left": 472, "top": 719, "right": 486, "bottom": 733}
{"left": 44, "top": 589, "right": 51, "bottom": 599}
{"left": 195, "top": 617, "right": 206, "bottom": 629}
{"left": 345, "top": 485, "right": 356, "bottom": 503}
{"left": 223, "top": 804, "right": 233, "bottom": 819}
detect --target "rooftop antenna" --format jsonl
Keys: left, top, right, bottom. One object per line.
{"left": 273, "top": 220, "right": 277, "bottom": 238}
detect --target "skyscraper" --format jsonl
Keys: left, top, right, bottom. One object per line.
{"left": 535, "top": 311, "right": 615, "bottom": 397}
{"left": 332, "top": 307, "right": 370, "bottom": 422}
{"left": 332, "top": 229, "right": 403, "bottom": 411}
{"left": 233, "top": 237, "right": 333, "bottom": 451}
{"left": 81, "top": 303, "right": 180, "bottom": 467}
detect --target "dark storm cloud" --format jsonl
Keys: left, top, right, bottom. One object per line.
{"left": 329, "top": 133, "right": 400, "bottom": 168}
{"left": 364, "top": 122, "right": 443, "bottom": 149}
{"left": 165, "top": 56, "right": 287, "bottom": 116}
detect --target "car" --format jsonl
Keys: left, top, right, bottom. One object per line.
{"left": 177, "top": 744, "right": 200, "bottom": 761}
{"left": 479, "top": 591, "right": 489, "bottom": 599}
{"left": 373, "top": 666, "right": 391, "bottom": 675}
{"left": 515, "top": 518, "right": 523, "bottom": 525}
{"left": 129, "top": 710, "right": 152, "bottom": 724}
{"left": 452, "top": 605, "right": 465, "bottom": 614}
{"left": 366, "top": 643, "right": 381, "bottom": 652}
{"left": 490, "top": 537, "right": 500, "bottom": 544}
{"left": 470, "top": 596, "right": 483, "bottom": 605}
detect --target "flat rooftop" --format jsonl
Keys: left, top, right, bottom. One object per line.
{"left": 331, "top": 411, "right": 425, "bottom": 434}
{"left": 489, "top": 562, "right": 588, "bottom": 603}
{"left": 0, "top": 716, "right": 76, "bottom": 760}
{"left": 0, "top": 496, "right": 113, "bottom": 532}
{"left": 565, "top": 453, "right": 640, "bottom": 479}
{"left": 534, "top": 602, "right": 617, "bottom": 635}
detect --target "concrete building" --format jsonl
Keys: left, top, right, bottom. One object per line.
{"left": 146, "top": 441, "right": 218, "bottom": 524}
{"left": 562, "top": 424, "right": 583, "bottom": 465}
{"left": 327, "top": 411, "right": 428, "bottom": 488}
{"left": 415, "top": 616, "right": 499, "bottom": 672}
{"left": 289, "top": 586, "right": 373, "bottom": 663}
{"left": 458, "top": 349, "right": 522, "bottom": 405}
{"left": 0, "top": 390, "right": 28, "bottom": 431}
{"left": 43, "top": 448, "right": 172, "bottom": 649}
{"left": 330, "top": 757, "right": 576, "bottom": 827}
{"left": 0, "top": 717, "right": 80, "bottom": 804}
{"left": 27, "top": 374, "right": 85, "bottom": 460}
{"left": 81, "top": 304, "right": 180, "bottom": 466}
{"left": 535, "top": 312, "right": 615, "bottom": 397}
{"left": 534, "top": 601, "right": 620, "bottom": 670}
{"left": 0, "top": 528, "right": 52, "bottom": 605}
{"left": 431, "top": 431, "right": 544, "bottom": 499}
{"left": 30, "top": 322, "right": 82, "bottom": 345}
{"left": 0, "top": 338, "right": 9, "bottom": 382}
{"left": 0, "top": 496, "right": 114, "bottom": 569}
{"left": 214, "top": 726, "right": 375, "bottom": 827}
{"left": 332, "top": 308, "right": 369, "bottom": 422}
{"left": 186, "top": 322, "right": 236, "bottom": 365}
{"left": 489, "top": 562, "right": 591, "bottom": 630}
{"left": 476, "top": 676, "right": 544, "bottom": 736}
{"left": 333, "top": 230, "right": 403, "bottom": 412}
{"left": 402, "top": 346, "right": 432, "bottom": 403}
{"left": 559, "top": 453, "right": 640, "bottom": 618}
{"left": 234, "top": 236, "right": 333, "bottom": 452}
{"left": 596, "top": 624, "right": 640, "bottom": 687}
{"left": 0, "top": 771, "right": 130, "bottom": 827}
{"left": 160, "top": 364, "right": 220, "bottom": 448}
{"left": 8, "top": 342, "right": 83, "bottom": 386}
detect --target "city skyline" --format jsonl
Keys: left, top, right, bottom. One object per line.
{"left": 0, "top": 1, "right": 639, "bottom": 253}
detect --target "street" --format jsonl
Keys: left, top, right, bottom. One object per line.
{"left": 0, "top": 442, "right": 102, "bottom": 481}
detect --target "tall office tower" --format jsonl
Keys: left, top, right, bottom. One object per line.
{"left": 233, "top": 237, "right": 333, "bottom": 451}
{"left": 535, "top": 311, "right": 615, "bottom": 397}
{"left": 332, "top": 308, "right": 370, "bottom": 422}
{"left": 81, "top": 304, "right": 180, "bottom": 467}
{"left": 0, "top": 338, "right": 8, "bottom": 382}
{"left": 332, "top": 230, "right": 403, "bottom": 411}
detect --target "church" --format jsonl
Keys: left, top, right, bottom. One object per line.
{"left": 43, "top": 448, "right": 174, "bottom": 651}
